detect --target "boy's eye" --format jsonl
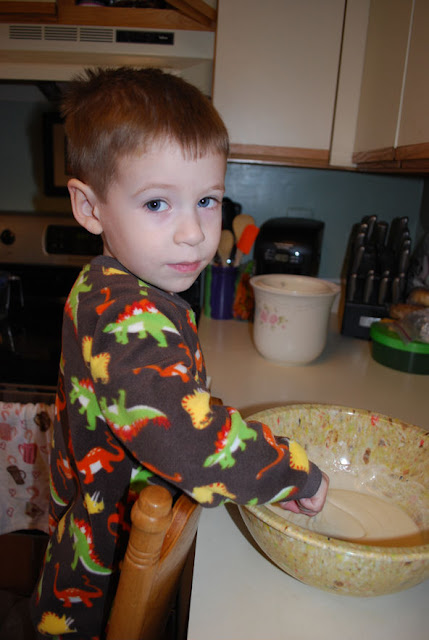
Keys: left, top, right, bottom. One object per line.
{"left": 145, "top": 199, "right": 168, "bottom": 212}
{"left": 198, "top": 197, "right": 216, "bottom": 209}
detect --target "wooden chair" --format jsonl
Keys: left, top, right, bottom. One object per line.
{"left": 107, "top": 485, "right": 202, "bottom": 640}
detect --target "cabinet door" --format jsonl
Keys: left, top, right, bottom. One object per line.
{"left": 352, "top": 0, "right": 429, "bottom": 169}
{"left": 0, "top": 0, "right": 56, "bottom": 22}
{"left": 213, "top": 0, "right": 345, "bottom": 163}
{"left": 353, "top": 0, "right": 412, "bottom": 160}
{"left": 396, "top": 0, "right": 429, "bottom": 151}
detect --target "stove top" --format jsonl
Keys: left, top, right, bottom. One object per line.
{"left": 0, "top": 211, "right": 202, "bottom": 389}
{"left": 0, "top": 211, "right": 102, "bottom": 266}
{"left": 0, "top": 211, "right": 99, "bottom": 388}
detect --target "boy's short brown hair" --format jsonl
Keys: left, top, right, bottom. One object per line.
{"left": 61, "top": 67, "right": 230, "bottom": 200}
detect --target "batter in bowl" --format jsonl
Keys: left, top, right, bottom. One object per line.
{"left": 269, "top": 472, "right": 425, "bottom": 547}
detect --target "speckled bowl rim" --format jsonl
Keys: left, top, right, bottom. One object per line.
{"left": 244, "top": 403, "right": 429, "bottom": 559}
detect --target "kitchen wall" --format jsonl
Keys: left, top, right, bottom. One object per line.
{"left": 1, "top": 87, "right": 427, "bottom": 280}
{"left": 225, "top": 163, "right": 426, "bottom": 279}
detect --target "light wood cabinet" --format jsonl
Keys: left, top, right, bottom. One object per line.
{"left": 352, "top": 0, "right": 429, "bottom": 171}
{"left": 0, "top": 0, "right": 56, "bottom": 23}
{"left": 212, "top": 0, "right": 346, "bottom": 167}
{"left": 0, "top": 0, "right": 216, "bottom": 30}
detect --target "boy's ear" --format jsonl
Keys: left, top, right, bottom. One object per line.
{"left": 67, "top": 178, "right": 103, "bottom": 235}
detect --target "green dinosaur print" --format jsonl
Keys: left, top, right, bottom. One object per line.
{"left": 50, "top": 473, "right": 67, "bottom": 507}
{"left": 129, "top": 465, "right": 154, "bottom": 494}
{"left": 36, "top": 539, "right": 53, "bottom": 601}
{"left": 70, "top": 377, "right": 104, "bottom": 431}
{"left": 204, "top": 410, "right": 257, "bottom": 470}
{"left": 269, "top": 485, "right": 299, "bottom": 503}
{"left": 69, "top": 514, "right": 111, "bottom": 575}
{"left": 103, "top": 298, "right": 179, "bottom": 346}
{"left": 65, "top": 265, "right": 92, "bottom": 332}
{"left": 99, "top": 389, "right": 169, "bottom": 441}
{"left": 138, "top": 280, "right": 149, "bottom": 295}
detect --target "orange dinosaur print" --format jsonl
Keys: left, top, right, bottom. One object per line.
{"left": 57, "top": 450, "right": 77, "bottom": 489}
{"left": 96, "top": 287, "right": 116, "bottom": 315}
{"left": 48, "top": 513, "right": 58, "bottom": 535}
{"left": 194, "top": 343, "right": 203, "bottom": 372}
{"left": 186, "top": 308, "right": 198, "bottom": 333}
{"left": 54, "top": 563, "right": 103, "bottom": 608}
{"left": 55, "top": 376, "right": 67, "bottom": 417}
{"left": 256, "top": 425, "right": 289, "bottom": 480}
{"left": 146, "top": 342, "right": 192, "bottom": 382}
{"left": 107, "top": 502, "right": 131, "bottom": 541}
{"left": 76, "top": 432, "right": 125, "bottom": 484}
{"left": 142, "top": 461, "right": 182, "bottom": 483}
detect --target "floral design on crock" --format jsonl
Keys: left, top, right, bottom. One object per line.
{"left": 257, "top": 304, "right": 288, "bottom": 330}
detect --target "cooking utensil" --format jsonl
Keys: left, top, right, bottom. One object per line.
{"left": 233, "top": 214, "right": 255, "bottom": 265}
{"left": 378, "top": 271, "right": 390, "bottom": 305}
{"left": 363, "top": 269, "right": 375, "bottom": 304}
{"left": 362, "top": 214, "right": 377, "bottom": 242}
{"left": 232, "top": 214, "right": 254, "bottom": 243}
{"left": 347, "top": 273, "right": 357, "bottom": 302}
{"left": 217, "top": 229, "right": 234, "bottom": 266}
{"left": 350, "top": 244, "right": 365, "bottom": 275}
{"left": 236, "top": 223, "right": 259, "bottom": 255}
{"left": 234, "top": 223, "right": 259, "bottom": 267}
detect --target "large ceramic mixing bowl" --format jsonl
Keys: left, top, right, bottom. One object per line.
{"left": 239, "top": 404, "right": 429, "bottom": 597}
{"left": 250, "top": 274, "right": 340, "bottom": 364}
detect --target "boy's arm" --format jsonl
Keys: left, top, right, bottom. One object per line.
{"left": 85, "top": 275, "right": 326, "bottom": 509}
{"left": 278, "top": 471, "right": 329, "bottom": 515}
{"left": 211, "top": 396, "right": 327, "bottom": 515}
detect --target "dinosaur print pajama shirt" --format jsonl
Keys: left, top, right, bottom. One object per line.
{"left": 31, "top": 255, "right": 322, "bottom": 639}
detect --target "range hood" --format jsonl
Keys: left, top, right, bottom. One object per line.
{"left": 0, "top": 23, "right": 215, "bottom": 93}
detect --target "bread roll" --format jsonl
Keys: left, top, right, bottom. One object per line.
{"left": 389, "top": 303, "right": 424, "bottom": 320}
{"left": 407, "top": 287, "right": 429, "bottom": 307}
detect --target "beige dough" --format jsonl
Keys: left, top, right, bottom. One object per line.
{"left": 269, "top": 489, "right": 424, "bottom": 547}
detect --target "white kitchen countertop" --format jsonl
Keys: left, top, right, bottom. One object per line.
{"left": 187, "top": 314, "right": 429, "bottom": 640}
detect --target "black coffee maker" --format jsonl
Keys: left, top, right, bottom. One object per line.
{"left": 254, "top": 217, "right": 324, "bottom": 276}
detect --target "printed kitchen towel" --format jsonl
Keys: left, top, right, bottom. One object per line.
{"left": 0, "top": 401, "right": 54, "bottom": 535}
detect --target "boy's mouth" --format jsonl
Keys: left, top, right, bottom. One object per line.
{"left": 169, "top": 261, "right": 201, "bottom": 273}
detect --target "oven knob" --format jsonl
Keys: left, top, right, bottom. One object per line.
{"left": 0, "top": 229, "right": 15, "bottom": 245}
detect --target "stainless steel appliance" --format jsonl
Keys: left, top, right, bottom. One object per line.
{"left": 0, "top": 211, "right": 101, "bottom": 397}
{"left": 0, "top": 210, "right": 201, "bottom": 398}
{"left": 253, "top": 217, "right": 324, "bottom": 277}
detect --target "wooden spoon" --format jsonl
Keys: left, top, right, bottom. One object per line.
{"left": 217, "top": 229, "right": 234, "bottom": 266}
{"left": 232, "top": 214, "right": 254, "bottom": 245}
{"left": 232, "top": 214, "right": 255, "bottom": 265}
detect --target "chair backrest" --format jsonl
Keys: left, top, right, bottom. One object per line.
{"left": 107, "top": 484, "right": 202, "bottom": 640}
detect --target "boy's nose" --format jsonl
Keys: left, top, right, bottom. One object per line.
{"left": 175, "top": 211, "right": 205, "bottom": 245}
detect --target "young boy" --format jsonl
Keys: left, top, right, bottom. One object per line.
{"left": 31, "top": 67, "right": 328, "bottom": 639}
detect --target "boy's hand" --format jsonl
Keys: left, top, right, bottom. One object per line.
{"left": 277, "top": 471, "right": 329, "bottom": 517}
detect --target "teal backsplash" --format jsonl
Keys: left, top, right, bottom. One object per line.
{"left": 224, "top": 162, "right": 427, "bottom": 279}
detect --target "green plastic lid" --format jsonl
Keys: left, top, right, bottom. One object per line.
{"left": 370, "top": 322, "right": 429, "bottom": 354}
{"left": 370, "top": 321, "right": 429, "bottom": 374}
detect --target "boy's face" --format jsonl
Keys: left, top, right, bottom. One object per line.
{"left": 94, "top": 141, "right": 226, "bottom": 293}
